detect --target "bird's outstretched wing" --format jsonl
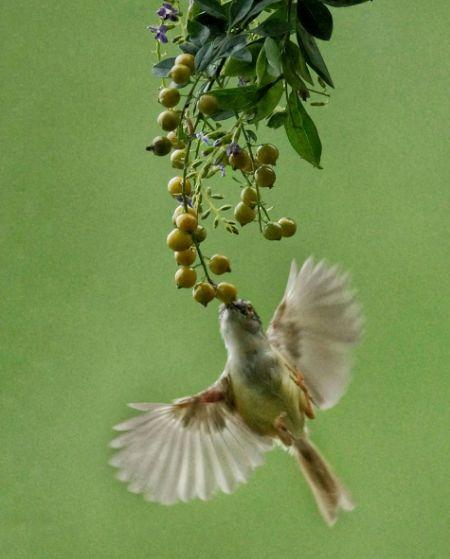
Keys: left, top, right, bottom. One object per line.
{"left": 267, "top": 257, "right": 363, "bottom": 410}
{"left": 109, "top": 376, "right": 273, "bottom": 504}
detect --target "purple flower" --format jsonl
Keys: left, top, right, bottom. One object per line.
{"left": 217, "top": 163, "right": 226, "bottom": 177}
{"left": 195, "top": 132, "right": 212, "bottom": 145}
{"left": 226, "top": 142, "right": 241, "bottom": 157}
{"left": 147, "top": 24, "right": 168, "bottom": 43}
{"left": 156, "top": 2, "right": 179, "bottom": 22}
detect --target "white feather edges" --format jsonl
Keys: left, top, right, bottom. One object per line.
{"left": 268, "top": 257, "right": 363, "bottom": 410}
{"left": 109, "top": 401, "right": 273, "bottom": 505}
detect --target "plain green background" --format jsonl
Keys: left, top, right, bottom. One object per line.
{"left": 2, "top": 1, "right": 449, "bottom": 558}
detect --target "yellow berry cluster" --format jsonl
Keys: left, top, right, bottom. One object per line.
{"left": 166, "top": 201, "right": 237, "bottom": 306}
{"left": 149, "top": 52, "right": 297, "bottom": 307}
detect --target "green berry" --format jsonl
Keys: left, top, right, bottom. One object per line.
{"left": 170, "top": 64, "right": 191, "bottom": 85}
{"left": 197, "top": 94, "right": 220, "bottom": 116}
{"left": 263, "top": 222, "right": 282, "bottom": 241}
{"left": 175, "top": 267, "right": 197, "bottom": 288}
{"left": 209, "top": 254, "right": 231, "bottom": 275}
{"left": 193, "top": 282, "right": 216, "bottom": 306}
{"left": 158, "top": 88, "right": 180, "bottom": 108}
{"left": 175, "top": 53, "right": 195, "bottom": 71}
{"left": 234, "top": 202, "right": 256, "bottom": 226}
{"left": 167, "top": 229, "right": 193, "bottom": 251}
{"left": 170, "top": 149, "right": 186, "bottom": 169}
{"left": 278, "top": 217, "right": 297, "bottom": 237}
{"left": 240, "top": 187, "right": 258, "bottom": 208}
{"left": 192, "top": 225, "right": 207, "bottom": 243}
{"left": 256, "top": 144, "right": 279, "bottom": 165}
{"left": 255, "top": 165, "right": 276, "bottom": 188}
{"left": 175, "top": 247, "right": 196, "bottom": 266}
{"left": 157, "top": 110, "right": 180, "bottom": 132}
{"left": 147, "top": 136, "right": 172, "bottom": 156}
{"left": 216, "top": 282, "right": 238, "bottom": 304}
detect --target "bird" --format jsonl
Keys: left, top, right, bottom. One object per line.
{"left": 109, "top": 257, "right": 363, "bottom": 525}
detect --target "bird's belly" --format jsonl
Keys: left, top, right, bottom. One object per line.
{"left": 230, "top": 370, "right": 303, "bottom": 438}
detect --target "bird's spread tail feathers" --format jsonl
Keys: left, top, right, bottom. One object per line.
{"left": 293, "top": 438, "right": 354, "bottom": 526}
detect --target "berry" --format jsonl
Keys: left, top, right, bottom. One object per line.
{"left": 167, "top": 131, "right": 185, "bottom": 149}
{"left": 240, "top": 187, "right": 258, "bottom": 208}
{"left": 158, "top": 88, "right": 180, "bottom": 108}
{"left": 172, "top": 205, "right": 197, "bottom": 225}
{"left": 170, "top": 64, "right": 191, "bottom": 85}
{"left": 157, "top": 110, "right": 180, "bottom": 132}
{"left": 167, "top": 176, "right": 192, "bottom": 196}
{"left": 170, "top": 149, "right": 186, "bottom": 169}
{"left": 234, "top": 202, "right": 256, "bottom": 226}
{"left": 192, "top": 225, "right": 207, "bottom": 243}
{"left": 216, "top": 282, "right": 238, "bottom": 304}
{"left": 175, "top": 267, "right": 197, "bottom": 288}
{"left": 263, "top": 222, "right": 282, "bottom": 241}
{"left": 167, "top": 229, "right": 193, "bottom": 251}
{"left": 256, "top": 144, "right": 279, "bottom": 166}
{"left": 174, "top": 247, "right": 196, "bottom": 266}
{"left": 255, "top": 165, "right": 276, "bottom": 188}
{"left": 242, "top": 155, "right": 254, "bottom": 173}
{"left": 147, "top": 136, "right": 172, "bottom": 156}
{"left": 197, "top": 94, "right": 220, "bottom": 116}
{"left": 175, "top": 53, "right": 195, "bottom": 71}
{"left": 278, "top": 217, "right": 297, "bottom": 238}
{"left": 193, "top": 282, "right": 216, "bottom": 306}
{"left": 176, "top": 212, "right": 198, "bottom": 233}
{"left": 229, "top": 150, "right": 252, "bottom": 171}
{"left": 209, "top": 254, "right": 231, "bottom": 275}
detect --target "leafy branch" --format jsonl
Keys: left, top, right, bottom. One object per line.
{"left": 147, "top": 0, "right": 373, "bottom": 306}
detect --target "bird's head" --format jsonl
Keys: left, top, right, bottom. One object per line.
{"left": 219, "top": 299, "right": 263, "bottom": 347}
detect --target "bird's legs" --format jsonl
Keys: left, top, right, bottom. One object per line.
{"left": 286, "top": 364, "right": 316, "bottom": 420}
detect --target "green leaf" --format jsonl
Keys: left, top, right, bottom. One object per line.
{"left": 196, "top": 12, "right": 228, "bottom": 36}
{"left": 152, "top": 57, "right": 176, "bottom": 77}
{"left": 194, "top": 0, "right": 227, "bottom": 20}
{"left": 256, "top": 45, "right": 280, "bottom": 86}
{"left": 285, "top": 91, "right": 322, "bottom": 168}
{"left": 297, "top": 0, "right": 333, "bottom": 41}
{"left": 179, "top": 42, "right": 198, "bottom": 54}
{"left": 210, "top": 109, "right": 235, "bottom": 121}
{"left": 229, "top": 0, "right": 254, "bottom": 27}
{"left": 187, "top": 19, "right": 210, "bottom": 46}
{"left": 267, "top": 109, "right": 287, "bottom": 129}
{"left": 253, "top": 18, "right": 291, "bottom": 37}
{"left": 222, "top": 41, "right": 262, "bottom": 77}
{"left": 282, "top": 41, "right": 313, "bottom": 95}
{"left": 245, "top": 0, "right": 281, "bottom": 22}
{"left": 218, "top": 34, "right": 248, "bottom": 58}
{"left": 209, "top": 85, "right": 262, "bottom": 112}
{"left": 322, "top": 0, "right": 372, "bottom": 7}
{"left": 195, "top": 41, "right": 217, "bottom": 72}
{"left": 264, "top": 37, "right": 282, "bottom": 76}
{"left": 246, "top": 129, "right": 258, "bottom": 142}
{"left": 256, "top": 47, "right": 269, "bottom": 85}
{"left": 296, "top": 23, "right": 334, "bottom": 87}
{"left": 229, "top": 46, "right": 252, "bottom": 62}
{"left": 196, "top": 33, "right": 251, "bottom": 72}
{"left": 249, "top": 80, "right": 284, "bottom": 123}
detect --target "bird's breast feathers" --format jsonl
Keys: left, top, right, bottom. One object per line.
{"left": 227, "top": 348, "right": 304, "bottom": 437}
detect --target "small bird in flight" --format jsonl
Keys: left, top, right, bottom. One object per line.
{"left": 110, "top": 257, "right": 363, "bottom": 525}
